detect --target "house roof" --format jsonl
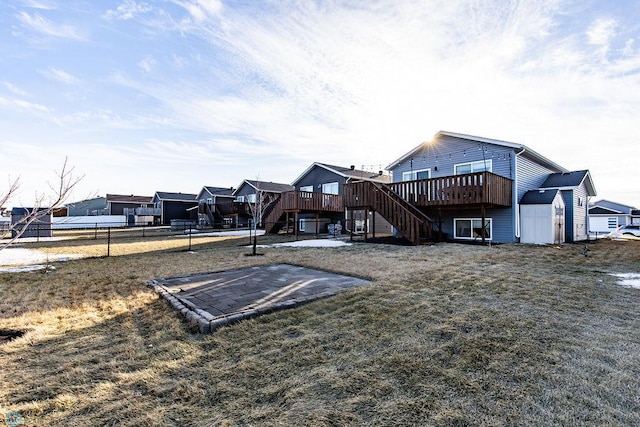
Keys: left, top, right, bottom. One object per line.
{"left": 292, "top": 162, "right": 391, "bottom": 186}
{"left": 589, "top": 199, "right": 636, "bottom": 213}
{"left": 236, "top": 180, "right": 294, "bottom": 194}
{"left": 387, "top": 130, "right": 568, "bottom": 172}
{"left": 153, "top": 192, "right": 198, "bottom": 201}
{"left": 540, "top": 170, "right": 597, "bottom": 196}
{"left": 520, "top": 189, "right": 561, "bottom": 205}
{"left": 198, "top": 186, "right": 235, "bottom": 199}
{"left": 106, "top": 194, "right": 153, "bottom": 204}
{"left": 589, "top": 206, "right": 622, "bottom": 215}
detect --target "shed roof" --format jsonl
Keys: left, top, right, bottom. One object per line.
{"left": 292, "top": 162, "right": 391, "bottom": 186}
{"left": 540, "top": 170, "right": 597, "bottom": 195}
{"left": 520, "top": 189, "right": 561, "bottom": 205}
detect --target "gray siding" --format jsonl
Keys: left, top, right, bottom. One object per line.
{"left": 389, "top": 135, "right": 518, "bottom": 243}
{"left": 295, "top": 166, "right": 347, "bottom": 194}
{"left": 391, "top": 134, "right": 515, "bottom": 183}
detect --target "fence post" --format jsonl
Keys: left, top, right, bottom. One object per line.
{"left": 188, "top": 224, "right": 192, "bottom": 251}
{"left": 107, "top": 228, "right": 111, "bottom": 257}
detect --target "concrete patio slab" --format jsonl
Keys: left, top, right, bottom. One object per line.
{"left": 148, "top": 263, "right": 372, "bottom": 333}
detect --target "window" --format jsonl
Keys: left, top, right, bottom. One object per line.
{"left": 247, "top": 193, "right": 257, "bottom": 203}
{"left": 454, "top": 159, "right": 492, "bottom": 175}
{"left": 402, "top": 168, "right": 430, "bottom": 181}
{"left": 454, "top": 218, "right": 492, "bottom": 240}
{"left": 235, "top": 195, "right": 245, "bottom": 202}
{"left": 206, "top": 197, "right": 213, "bottom": 204}
{"left": 299, "top": 185, "right": 313, "bottom": 192}
{"left": 322, "top": 182, "right": 339, "bottom": 195}
{"left": 607, "top": 218, "right": 618, "bottom": 229}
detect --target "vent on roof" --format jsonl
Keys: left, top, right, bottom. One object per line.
{"left": 350, "top": 165, "right": 355, "bottom": 170}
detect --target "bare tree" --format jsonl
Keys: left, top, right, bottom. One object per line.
{"left": 0, "top": 158, "right": 83, "bottom": 251}
{"left": 246, "top": 180, "right": 278, "bottom": 256}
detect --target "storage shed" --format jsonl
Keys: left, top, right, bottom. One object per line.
{"left": 520, "top": 189, "right": 565, "bottom": 244}
{"left": 10, "top": 207, "right": 53, "bottom": 238}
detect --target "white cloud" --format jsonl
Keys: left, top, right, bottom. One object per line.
{"left": 16, "top": 11, "right": 85, "bottom": 40}
{"left": 104, "top": 0, "right": 153, "bottom": 21}
{"left": 172, "top": 0, "right": 222, "bottom": 23}
{"left": 2, "top": 82, "right": 30, "bottom": 97}
{"left": 137, "top": 55, "right": 157, "bottom": 73}
{"left": 0, "top": 95, "right": 49, "bottom": 112}
{"left": 39, "top": 68, "right": 79, "bottom": 84}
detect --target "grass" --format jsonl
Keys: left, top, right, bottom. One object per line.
{"left": 0, "top": 235, "right": 639, "bottom": 426}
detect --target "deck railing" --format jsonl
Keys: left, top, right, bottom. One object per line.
{"left": 388, "top": 171, "right": 512, "bottom": 207}
{"left": 278, "top": 191, "right": 344, "bottom": 212}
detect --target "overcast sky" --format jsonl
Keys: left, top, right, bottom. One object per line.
{"left": 1, "top": 0, "right": 639, "bottom": 208}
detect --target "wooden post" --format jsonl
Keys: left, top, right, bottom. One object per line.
{"left": 372, "top": 210, "right": 376, "bottom": 239}
{"left": 364, "top": 209, "right": 368, "bottom": 242}
{"left": 481, "top": 205, "right": 486, "bottom": 245}
{"left": 315, "top": 212, "right": 319, "bottom": 235}
{"left": 294, "top": 212, "right": 299, "bottom": 240}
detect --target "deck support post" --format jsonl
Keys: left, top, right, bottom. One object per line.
{"left": 294, "top": 211, "right": 299, "bottom": 240}
{"left": 481, "top": 205, "right": 486, "bottom": 245}
{"left": 315, "top": 212, "right": 319, "bottom": 235}
{"left": 364, "top": 209, "right": 368, "bottom": 243}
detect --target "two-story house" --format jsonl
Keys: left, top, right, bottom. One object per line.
{"left": 345, "top": 131, "right": 596, "bottom": 244}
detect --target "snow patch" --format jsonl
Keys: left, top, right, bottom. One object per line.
{"left": 611, "top": 273, "right": 640, "bottom": 289}
{"left": 251, "top": 239, "right": 352, "bottom": 248}
{"left": 0, "top": 247, "right": 83, "bottom": 268}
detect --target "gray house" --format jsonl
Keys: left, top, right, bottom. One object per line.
{"left": 589, "top": 199, "right": 638, "bottom": 233}
{"left": 65, "top": 197, "right": 107, "bottom": 216}
{"left": 379, "top": 131, "right": 596, "bottom": 244}
{"left": 196, "top": 186, "right": 237, "bottom": 227}
{"left": 290, "top": 162, "right": 392, "bottom": 234}
{"left": 234, "top": 180, "right": 294, "bottom": 228}
{"left": 152, "top": 192, "right": 198, "bottom": 226}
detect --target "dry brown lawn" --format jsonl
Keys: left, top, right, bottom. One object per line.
{"left": 1, "top": 234, "right": 639, "bottom": 426}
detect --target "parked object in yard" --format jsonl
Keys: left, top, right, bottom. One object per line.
{"left": 608, "top": 224, "right": 640, "bottom": 238}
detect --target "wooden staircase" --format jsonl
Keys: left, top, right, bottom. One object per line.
{"left": 263, "top": 194, "right": 285, "bottom": 233}
{"left": 344, "top": 181, "right": 433, "bottom": 245}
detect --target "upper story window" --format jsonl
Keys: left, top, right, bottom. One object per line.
{"left": 236, "top": 195, "right": 245, "bottom": 203}
{"left": 299, "top": 185, "right": 313, "bottom": 192}
{"left": 454, "top": 159, "right": 492, "bottom": 175}
{"left": 247, "top": 193, "right": 257, "bottom": 203}
{"left": 402, "top": 168, "right": 430, "bottom": 181}
{"left": 322, "top": 182, "right": 339, "bottom": 195}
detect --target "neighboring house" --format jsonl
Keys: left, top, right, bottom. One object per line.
{"left": 588, "top": 199, "right": 638, "bottom": 234}
{"left": 10, "top": 207, "right": 53, "bottom": 238}
{"left": 106, "top": 194, "right": 154, "bottom": 215}
{"left": 152, "top": 192, "right": 198, "bottom": 226}
{"left": 290, "top": 162, "right": 393, "bottom": 234}
{"left": 633, "top": 210, "right": 640, "bottom": 225}
{"left": 65, "top": 197, "right": 107, "bottom": 216}
{"left": 371, "top": 130, "right": 596, "bottom": 244}
{"left": 196, "top": 186, "right": 238, "bottom": 227}
{"left": 234, "top": 180, "right": 295, "bottom": 228}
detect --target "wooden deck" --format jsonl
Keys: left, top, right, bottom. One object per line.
{"left": 278, "top": 191, "right": 343, "bottom": 212}
{"left": 387, "top": 171, "right": 512, "bottom": 208}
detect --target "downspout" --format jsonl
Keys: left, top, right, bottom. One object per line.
{"left": 514, "top": 147, "right": 526, "bottom": 240}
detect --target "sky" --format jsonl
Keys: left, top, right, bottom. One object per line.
{"left": 1, "top": 0, "right": 639, "bottom": 209}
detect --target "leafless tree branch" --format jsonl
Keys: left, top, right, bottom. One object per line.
{"left": 0, "top": 158, "right": 84, "bottom": 251}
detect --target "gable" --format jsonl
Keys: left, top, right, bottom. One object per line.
{"left": 292, "top": 162, "right": 390, "bottom": 187}
{"left": 387, "top": 131, "right": 567, "bottom": 173}
{"left": 589, "top": 206, "right": 622, "bottom": 215}
{"left": 540, "top": 170, "right": 596, "bottom": 196}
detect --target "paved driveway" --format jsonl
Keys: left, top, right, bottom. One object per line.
{"left": 149, "top": 263, "right": 372, "bottom": 332}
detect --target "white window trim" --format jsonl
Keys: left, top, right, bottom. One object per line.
{"left": 402, "top": 168, "right": 431, "bottom": 181}
{"left": 299, "top": 185, "right": 313, "bottom": 192}
{"left": 454, "top": 159, "right": 492, "bottom": 175}
{"left": 454, "top": 218, "right": 493, "bottom": 240}
{"left": 236, "top": 195, "right": 245, "bottom": 202}
{"left": 322, "top": 182, "right": 339, "bottom": 195}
